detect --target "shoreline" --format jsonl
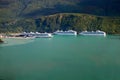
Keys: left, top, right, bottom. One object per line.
{"left": 0, "top": 39, "right": 4, "bottom": 43}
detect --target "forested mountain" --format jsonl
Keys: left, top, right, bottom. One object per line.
{"left": 0, "top": 0, "right": 120, "bottom": 19}
{"left": 0, "top": 0, "right": 120, "bottom": 34}
{"left": 0, "top": 13, "right": 120, "bottom": 34}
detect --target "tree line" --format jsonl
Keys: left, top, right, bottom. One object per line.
{"left": 0, "top": 13, "right": 120, "bottom": 34}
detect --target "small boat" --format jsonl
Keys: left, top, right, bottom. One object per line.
{"left": 79, "top": 30, "right": 106, "bottom": 36}
{"left": 54, "top": 30, "right": 77, "bottom": 35}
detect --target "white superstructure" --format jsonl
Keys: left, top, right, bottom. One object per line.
{"left": 21, "top": 32, "right": 53, "bottom": 38}
{"left": 54, "top": 30, "right": 77, "bottom": 35}
{"left": 34, "top": 32, "right": 53, "bottom": 38}
{"left": 79, "top": 30, "right": 106, "bottom": 36}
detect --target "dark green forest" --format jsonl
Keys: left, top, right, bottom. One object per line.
{"left": 0, "top": 13, "right": 120, "bottom": 34}
{"left": 0, "top": 0, "right": 120, "bottom": 18}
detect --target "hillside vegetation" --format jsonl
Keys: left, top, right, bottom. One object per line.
{"left": 0, "top": 0, "right": 120, "bottom": 34}
{"left": 0, "top": 13, "right": 120, "bottom": 34}
{"left": 0, "top": 0, "right": 120, "bottom": 20}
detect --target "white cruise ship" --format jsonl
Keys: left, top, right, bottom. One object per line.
{"left": 21, "top": 32, "right": 53, "bottom": 38}
{"left": 54, "top": 30, "right": 77, "bottom": 35}
{"left": 79, "top": 30, "right": 106, "bottom": 36}
{"left": 34, "top": 32, "right": 53, "bottom": 38}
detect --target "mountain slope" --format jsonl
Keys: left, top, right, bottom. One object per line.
{"left": 0, "top": 13, "right": 120, "bottom": 34}
{"left": 0, "top": 0, "right": 120, "bottom": 19}
{"left": 0, "top": 0, "right": 120, "bottom": 34}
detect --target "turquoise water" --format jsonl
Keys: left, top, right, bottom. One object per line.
{"left": 0, "top": 35, "right": 120, "bottom": 80}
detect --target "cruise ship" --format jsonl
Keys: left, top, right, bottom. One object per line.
{"left": 79, "top": 30, "right": 106, "bottom": 36}
{"left": 34, "top": 32, "right": 53, "bottom": 38}
{"left": 21, "top": 32, "right": 53, "bottom": 38}
{"left": 54, "top": 30, "right": 77, "bottom": 35}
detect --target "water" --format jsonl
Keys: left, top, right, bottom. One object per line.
{"left": 0, "top": 35, "right": 120, "bottom": 80}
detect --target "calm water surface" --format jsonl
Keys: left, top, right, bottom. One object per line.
{"left": 0, "top": 35, "right": 120, "bottom": 80}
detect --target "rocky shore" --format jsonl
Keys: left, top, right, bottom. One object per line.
{"left": 0, "top": 39, "right": 4, "bottom": 43}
